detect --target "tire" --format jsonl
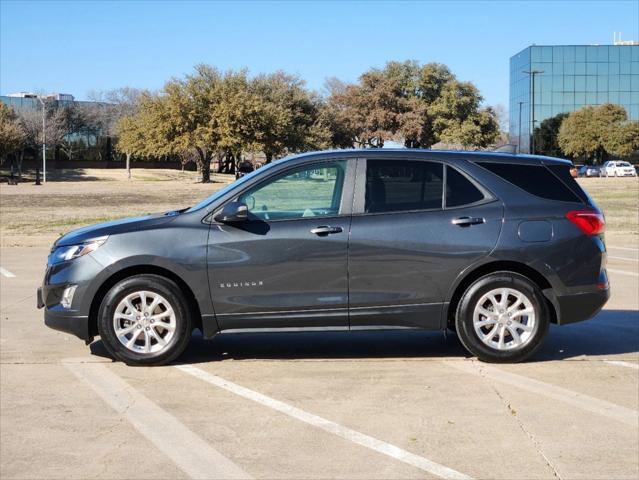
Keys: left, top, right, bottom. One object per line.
{"left": 97, "top": 274, "right": 192, "bottom": 366}
{"left": 454, "top": 272, "right": 550, "bottom": 363}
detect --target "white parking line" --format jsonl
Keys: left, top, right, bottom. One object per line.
{"left": 0, "top": 267, "right": 16, "bottom": 278}
{"left": 176, "top": 364, "right": 472, "bottom": 480}
{"left": 64, "top": 360, "right": 251, "bottom": 480}
{"left": 447, "top": 361, "right": 638, "bottom": 427}
{"left": 604, "top": 360, "right": 639, "bottom": 370}
{"left": 607, "top": 268, "right": 639, "bottom": 277}
{"left": 608, "top": 246, "right": 639, "bottom": 252}
{"left": 608, "top": 255, "right": 639, "bottom": 262}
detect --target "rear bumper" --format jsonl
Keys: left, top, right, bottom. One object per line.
{"left": 545, "top": 288, "right": 610, "bottom": 325}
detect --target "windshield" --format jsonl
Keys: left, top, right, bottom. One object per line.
{"left": 186, "top": 162, "right": 279, "bottom": 212}
{"left": 619, "top": 162, "right": 631, "bottom": 167}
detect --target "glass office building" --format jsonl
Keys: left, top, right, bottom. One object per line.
{"left": 1, "top": 94, "right": 109, "bottom": 161}
{"left": 510, "top": 44, "right": 639, "bottom": 154}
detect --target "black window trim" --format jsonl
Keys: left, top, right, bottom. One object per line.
{"left": 206, "top": 158, "right": 356, "bottom": 225}
{"left": 352, "top": 157, "right": 495, "bottom": 217}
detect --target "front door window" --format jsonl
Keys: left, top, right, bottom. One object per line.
{"left": 238, "top": 161, "right": 346, "bottom": 221}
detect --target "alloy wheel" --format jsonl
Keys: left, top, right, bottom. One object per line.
{"left": 472, "top": 287, "right": 537, "bottom": 351}
{"left": 113, "top": 291, "right": 176, "bottom": 354}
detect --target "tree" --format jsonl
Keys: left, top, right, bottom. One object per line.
{"left": 252, "top": 72, "right": 331, "bottom": 163}
{"left": 115, "top": 65, "right": 332, "bottom": 182}
{"left": 603, "top": 121, "right": 639, "bottom": 157}
{"left": 0, "top": 103, "right": 26, "bottom": 168}
{"left": 558, "top": 104, "right": 638, "bottom": 162}
{"left": 327, "top": 60, "right": 499, "bottom": 149}
{"left": 214, "top": 69, "right": 264, "bottom": 174}
{"left": 321, "top": 78, "right": 364, "bottom": 149}
{"left": 327, "top": 68, "right": 401, "bottom": 147}
{"left": 86, "top": 88, "right": 143, "bottom": 174}
{"left": 116, "top": 66, "right": 226, "bottom": 182}
{"left": 533, "top": 112, "right": 568, "bottom": 157}
{"left": 18, "top": 100, "right": 70, "bottom": 164}
{"left": 114, "top": 112, "right": 147, "bottom": 176}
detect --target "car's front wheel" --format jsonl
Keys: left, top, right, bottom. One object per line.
{"left": 454, "top": 272, "right": 549, "bottom": 363}
{"left": 97, "top": 274, "right": 192, "bottom": 366}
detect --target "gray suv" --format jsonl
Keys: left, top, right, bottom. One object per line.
{"left": 39, "top": 150, "right": 609, "bottom": 365}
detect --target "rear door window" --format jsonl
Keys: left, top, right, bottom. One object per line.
{"left": 477, "top": 162, "right": 581, "bottom": 203}
{"left": 365, "top": 160, "right": 443, "bottom": 213}
{"left": 445, "top": 166, "right": 486, "bottom": 207}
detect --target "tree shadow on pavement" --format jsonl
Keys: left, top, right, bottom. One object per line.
{"left": 89, "top": 309, "right": 638, "bottom": 365}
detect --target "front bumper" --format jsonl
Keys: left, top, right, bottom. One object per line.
{"left": 45, "top": 310, "right": 91, "bottom": 342}
{"left": 39, "top": 286, "right": 92, "bottom": 342}
{"left": 38, "top": 251, "right": 106, "bottom": 343}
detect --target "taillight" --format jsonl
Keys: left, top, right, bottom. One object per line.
{"left": 566, "top": 210, "right": 605, "bottom": 235}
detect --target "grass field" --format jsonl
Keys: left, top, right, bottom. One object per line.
{"left": 577, "top": 177, "right": 639, "bottom": 240}
{"left": 0, "top": 169, "right": 637, "bottom": 247}
{"left": 0, "top": 169, "right": 234, "bottom": 247}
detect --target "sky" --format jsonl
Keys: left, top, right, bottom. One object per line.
{"left": 1, "top": 0, "right": 638, "bottom": 116}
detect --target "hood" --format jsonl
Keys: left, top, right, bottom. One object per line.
{"left": 54, "top": 212, "right": 177, "bottom": 248}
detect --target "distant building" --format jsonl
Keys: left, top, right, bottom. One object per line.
{"left": 0, "top": 92, "right": 110, "bottom": 162}
{"left": 6, "top": 92, "right": 74, "bottom": 101}
{"left": 510, "top": 44, "right": 639, "bottom": 154}
{"left": 1, "top": 92, "right": 77, "bottom": 110}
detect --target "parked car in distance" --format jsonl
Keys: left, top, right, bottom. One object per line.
{"left": 39, "top": 150, "right": 609, "bottom": 366}
{"left": 578, "top": 165, "right": 602, "bottom": 177}
{"left": 235, "top": 160, "right": 255, "bottom": 180}
{"left": 601, "top": 161, "right": 637, "bottom": 177}
{"left": 570, "top": 165, "right": 579, "bottom": 177}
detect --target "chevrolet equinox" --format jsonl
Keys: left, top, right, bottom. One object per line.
{"left": 39, "top": 150, "right": 610, "bottom": 365}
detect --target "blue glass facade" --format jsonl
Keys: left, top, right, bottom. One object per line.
{"left": 510, "top": 45, "right": 639, "bottom": 154}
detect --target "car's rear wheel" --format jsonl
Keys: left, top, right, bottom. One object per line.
{"left": 97, "top": 274, "right": 192, "bottom": 366}
{"left": 455, "top": 272, "right": 549, "bottom": 363}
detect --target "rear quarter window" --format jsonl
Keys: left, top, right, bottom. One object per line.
{"left": 476, "top": 162, "right": 581, "bottom": 203}
{"left": 546, "top": 164, "right": 593, "bottom": 205}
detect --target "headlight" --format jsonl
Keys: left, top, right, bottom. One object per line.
{"left": 49, "top": 237, "right": 107, "bottom": 265}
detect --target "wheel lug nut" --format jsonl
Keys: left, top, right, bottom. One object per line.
{"left": 137, "top": 325, "right": 142, "bottom": 329}
{"left": 150, "top": 319, "right": 154, "bottom": 323}
{"left": 145, "top": 327, "right": 150, "bottom": 331}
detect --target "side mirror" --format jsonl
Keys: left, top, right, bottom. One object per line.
{"left": 214, "top": 202, "right": 248, "bottom": 224}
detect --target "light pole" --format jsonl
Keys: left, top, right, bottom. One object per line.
{"left": 517, "top": 101, "right": 524, "bottom": 154}
{"left": 36, "top": 95, "right": 47, "bottom": 183}
{"left": 523, "top": 70, "right": 544, "bottom": 155}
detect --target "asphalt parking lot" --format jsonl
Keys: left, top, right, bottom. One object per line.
{"left": 1, "top": 244, "right": 637, "bottom": 480}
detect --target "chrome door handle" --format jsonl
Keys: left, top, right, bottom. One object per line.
{"left": 452, "top": 216, "right": 485, "bottom": 227}
{"left": 310, "top": 226, "right": 343, "bottom": 235}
